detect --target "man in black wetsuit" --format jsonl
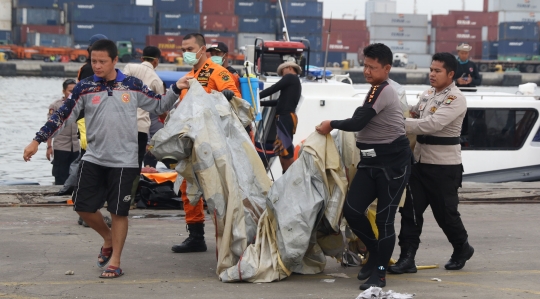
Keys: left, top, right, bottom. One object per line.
{"left": 316, "top": 43, "right": 412, "bottom": 290}
{"left": 453, "top": 43, "right": 481, "bottom": 91}
{"left": 259, "top": 61, "right": 302, "bottom": 173}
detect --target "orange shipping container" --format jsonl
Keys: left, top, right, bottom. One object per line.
{"left": 201, "top": 14, "right": 238, "bottom": 32}
{"left": 323, "top": 19, "right": 367, "bottom": 31}
{"left": 322, "top": 30, "right": 369, "bottom": 52}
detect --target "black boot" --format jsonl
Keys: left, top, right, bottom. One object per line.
{"left": 445, "top": 240, "right": 474, "bottom": 270}
{"left": 55, "top": 186, "right": 74, "bottom": 196}
{"left": 387, "top": 246, "right": 417, "bottom": 274}
{"left": 171, "top": 223, "right": 207, "bottom": 253}
{"left": 360, "top": 267, "right": 387, "bottom": 290}
{"left": 357, "top": 251, "right": 378, "bottom": 280}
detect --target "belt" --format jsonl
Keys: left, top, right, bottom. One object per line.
{"left": 416, "top": 135, "right": 460, "bottom": 145}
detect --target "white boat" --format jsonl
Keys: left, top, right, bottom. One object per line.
{"left": 259, "top": 77, "right": 540, "bottom": 183}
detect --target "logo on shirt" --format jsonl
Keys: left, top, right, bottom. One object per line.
{"left": 469, "top": 67, "right": 474, "bottom": 72}
{"left": 445, "top": 95, "right": 457, "bottom": 105}
{"left": 219, "top": 71, "right": 230, "bottom": 82}
{"left": 121, "top": 93, "right": 130, "bottom": 103}
{"left": 92, "top": 95, "right": 101, "bottom": 105}
{"left": 430, "top": 106, "right": 438, "bottom": 113}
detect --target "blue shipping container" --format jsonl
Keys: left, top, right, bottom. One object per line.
{"left": 289, "top": 33, "right": 322, "bottom": 51}
{"left": 282, "top": 1, "right": 323, "bottom": 18}
{"left": 307, "top": 51, "right": 324, "bottom": 66}
{"left": 0, "top": 30, "right": 11, "bottom": 41}
{"left": 497, "top": 41, "right": 540, "bottom": 56}
{"left": 69, "top": 4, "right": 154, "bottom": 25}
{"left": 235, "top": 1, "right": 271, "bottom": 16}
{"left": 238, "top": 17, "right": 275, "bottom": 33}
{"left": 278, "top": 17, "right": 322, "bottom": 34}
{"left": 326, "top": 52, "right": 347, "bottom": 65}
{"left": 27, "top": 32, "right": 73, "bottom": 47}
{"left": 14, "top": 8, "right": 62, "bottom": 25}
{"left": 16, "top": 0, "right": 134, "bottom": 8}
{"left": 482, "top": 41, "right": 498, "bottom": 60}
{"left": 158, "top": 12, "right": 200, "bottom": 30}
{"left": 499, "top": 22, "right": 539, "bottom": 41}
{"left": 154, "top": 0, "right": 197, "bottom": 13}
{"left": 72, "top": 23, "right": 154, "bottom": 44}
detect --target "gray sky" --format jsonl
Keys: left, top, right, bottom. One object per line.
{"left": 136, "top": 0, "right": 484, "bottom": 18}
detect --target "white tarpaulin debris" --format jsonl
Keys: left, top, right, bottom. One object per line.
{"left": 356, "top": 287, "right": 415, "bottom": 299}
{"left": 151, "top": 80, "right": 349, "bottom": 283}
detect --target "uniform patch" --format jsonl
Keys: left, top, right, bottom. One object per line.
{"left": 121, "top": 93, "right": 130, "bottom": 103}
{"left": 219, "top": 71, "right": 230, "bottom": 82}
{"left": 92, "top": 95, "right": 101, "bottom": 105}
{"left": 469, "top": 67, "right": 474, "bottom": 72}
{"left": 445, "top": 95, "right": 457, "bottom": 105}
{"left": 430, "top": 106, "right": 437, "bottom": 113}
{"left": 123, "top": 195, "right": 131, "bottom": 202}
{"left": 428, "top": 90, "right": 433, "bottom": 95}
{"left": 48, "top": 109, "right": 55, "bottom": 116}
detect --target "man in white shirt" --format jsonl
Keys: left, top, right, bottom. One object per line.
{"left": 123, "top": 46, "right": 165, "bottom": 168}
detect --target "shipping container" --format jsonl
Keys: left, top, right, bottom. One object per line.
{"left": 282, "top": 1, "right": 323, "bottom": 18}
{"left": 307, "top": 51, "right": 324, "bottom": 66}
{"left": 432, "top": 27, "right": 482, "bottom": 42}
{"left": 200, "top": 14, "right": 238, "bottom": 32}
{"left": 498, "top": 12, "right": 540, "bottom": 23}
{"left": 14, "top": 8, "right": 62, "bottom": 25}
{"left": 13, "top": 24, "right": 65, "bottom": 45}
{"left": 237, "top": 32, "right": 275, "bottom": 48}
{"left": 277, "top": 17, "right": 322, "bottom": 35}
{"left": 482, "top": 41, "right": 498, "bottom": 60}
{"left": 204, "top": 35, "right": 236, "bottom": 53}
{"left": 325, "top": 51, "right": 347, "bottom": 65}
{"left": 71, "top": 23, "right": 154, "bottom": 44}
{"left": 158, "top": 12, "right": 200, "bottom": 30}
{"left": 201, "top": 0, "right": 235, "bottom": 15}
{"left": 0, "top": 0, "right": 11, "bottom": 31}
{"left": 406, "top": 54, "right": 432, "bottom": 68}
{"left": 369, "top": 26, "right": 427, "bottom": 41}
{"left": 323, "top": 19, "right": 366, "bottom": 31}
{"left": 369, "top": 13, "right": 428, "bottom": 27}
{"left": 370, "top": 40, "right": 428, "bottom": 54}
{"left": 26, "top": 32, "right": 72, "bottom": 47}
{"left": 235, "top": 1, "right": 271, "bottom": 16}
{"left": 154, "top": 0, "right": 198, "bottom": 13}
{"left": 448, "top": 11, "right": 498, "bottom": 27}
{"left": 238, "top": 17, "right": 276, "bottom": 33}
{"left": 322, "top": 30, "right": 369, "bottom": 53}
{"left": 488, "top": 0, "right": 540, "bottom": 12}
{"left": 0, "top": 30, "right": 11, "bottom": 42}
{"left": 289, "top": 33, "right": 322, "bottom": 51}
{"left": 15, "top": 0, "right": 134, "bottom": 8}
{"left": 498, "top": 41, "right": 540, "bottom": 57}
{"left": 146, "top": 35, "right": 183, "bottom": 50}
{"left": 481, "top": 25, "right": 498, "bottom": 42}
{"left": 68, "top": 3, "right": 154, "bottom": 25}
{"left": 499, "top": 22, "right": 539, "bottom": 41}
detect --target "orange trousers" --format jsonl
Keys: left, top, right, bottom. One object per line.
{"left": 180, "top": 179, "right": 205, "bottom": 224}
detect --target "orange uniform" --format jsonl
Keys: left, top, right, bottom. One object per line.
{"left": 180, "top": 57, "right": 241, "bottom": 224}
{"left": 180, "top": 57, "right": 241, "bottom": 100}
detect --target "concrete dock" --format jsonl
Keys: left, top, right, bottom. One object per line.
{"left": 0, "top": 183, "right": 539, "bottom": 298}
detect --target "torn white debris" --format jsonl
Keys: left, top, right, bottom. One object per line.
{"left": 356, "top": 287, "right": 414, "bottom": 299}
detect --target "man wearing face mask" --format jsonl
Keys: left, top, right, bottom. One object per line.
{"left": 171, "top": 33, "right": 241, "bottom": 254}
{"left": 206, "top": 42, "right": 241, "bottom": 90}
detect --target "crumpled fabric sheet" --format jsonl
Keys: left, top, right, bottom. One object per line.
{"left": 149, "top": 79, "right": 272, "bottom": 276}
{"left": 356, "top": 287, "right": 415, "bottom": 299}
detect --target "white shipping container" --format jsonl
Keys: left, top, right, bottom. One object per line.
{"left": 369, "top": 26, "right": 427, "bottom": 41}
{"left": 371, "top": 40, "right": 428, "bottom": 54}
{"left": 366, "top": 0, "right": 397, "bottom": 27}
{"left": 0, "top": 0, "right": 11, "bottom": 31}
{"left": 498, "top": 11, "right": 540, "bottom": 23}
{"left": 369, "top": 13, "right": 428, "bottom": 28}
{"left": 407, "top": 54, "right": 432, "bottom": 68}
{"left": 429, "top": 41, "right": 435, "bottom": 54}
{"left": 237, "top": 32, "right": 276, "bottom": 49}
{"left": 488, "top": 0, "right": 540, "bottom": 12}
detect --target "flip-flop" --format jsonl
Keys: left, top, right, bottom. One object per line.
{"left": 97, "top": 246, "right": 113, "bottom": 268}
{"left": 99, "top": 265, "right": 124, "bottom": 279}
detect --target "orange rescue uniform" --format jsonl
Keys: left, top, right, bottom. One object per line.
{"left": 180, "top": 57, "right": 241, "bottom": 224}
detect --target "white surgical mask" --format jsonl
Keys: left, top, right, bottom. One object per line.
{"left": 183, "top": 47, "right": 203, "bottom": 66}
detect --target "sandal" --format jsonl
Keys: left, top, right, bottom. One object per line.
{"left": 97, "top": 246, "right": 113, "bottom": 268}
{"left": 99, "top": 265, "right": 124, "bottom": 279}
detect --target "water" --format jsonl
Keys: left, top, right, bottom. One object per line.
{"left": 0, "top": 77, "right": 526, "bottom": 185}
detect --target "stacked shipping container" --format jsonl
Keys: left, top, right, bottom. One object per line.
{"left": 321, "top": 19, "right": 368, "bottom": 66}
{"left": 369, "top": 13, "right": 430, "bottom": 67}
{"left": 489, "top": 0, "right": 540, "bottom": 60}
{"left": 0, "top": 0, "right": 11, "bottom": 42}
{"left": 431, "top": 11, "right": 498, "bottom": 60}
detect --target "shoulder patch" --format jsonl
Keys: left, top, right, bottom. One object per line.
{"left": 364, "top": 81, "right": 390, "bottom": 106}
{"left": 445, "top": 95, "right": 457, "bottom": 105}
{"left": 48, "top": 109, "right": 55, "bottom": 116}
{"left": 219, "top": 71, "right": 230, "bottom": 82}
